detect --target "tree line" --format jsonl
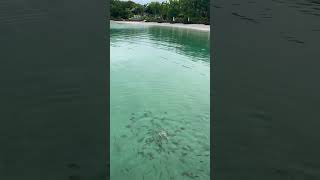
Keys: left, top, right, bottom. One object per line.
{"left": 110, "top": 0, "right": 210, "bottom": 24}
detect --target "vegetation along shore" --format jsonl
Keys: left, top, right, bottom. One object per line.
{"left": 111, "top": 0, "right": 210, "bottom": 25}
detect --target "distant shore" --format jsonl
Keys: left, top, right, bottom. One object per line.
{"left": 111, "top": 20, "right": 210, "bottom": 32}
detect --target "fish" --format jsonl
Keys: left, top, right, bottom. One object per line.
{"left": 186, "top": 145, "right": 192, "bottom": 150}
{"left": 147, "top": 152, "right": 155, "bottom": 160}
{"left": 137, "top": 137, "right": 144, "bottom": 143}
{"left": 129, "top": 117, "right": 135, "bottom": 121}
{"left": 182, "top": 147, "right": 188, "bottom": 151}
{"left": 172, "top": 141, "right": 179, "bottom": 146}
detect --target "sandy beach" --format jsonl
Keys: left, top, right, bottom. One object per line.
{"left": 111, "top": 20, "right": 210, "bottom": 32}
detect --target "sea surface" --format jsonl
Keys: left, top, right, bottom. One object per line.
{"left": 110, "top": 22, "right": 210, "bottom": 180}
{"left": 0, "top": 1, "right": 107, "bottom": 179}
{"left": 213, "top": 0, "right": 320, "bottom": 179}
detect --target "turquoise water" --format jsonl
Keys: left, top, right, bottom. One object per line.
{"left": 110, "top": 22, "right": 210, "bottom": 180}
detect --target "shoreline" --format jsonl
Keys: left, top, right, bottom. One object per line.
{"left": 111, "top": 20, "right": 210, "bottom": 32}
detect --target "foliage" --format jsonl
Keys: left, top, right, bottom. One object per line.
{"left": 110, "top": 0, "right": 210, "bottom": 24}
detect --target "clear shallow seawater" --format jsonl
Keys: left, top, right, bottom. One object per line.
{"left": 110, "top": 22, "right": 210, "bottom": 180}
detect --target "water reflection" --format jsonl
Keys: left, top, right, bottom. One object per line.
{"left": 111, "top": 23, "right": 210, "bottom": 63}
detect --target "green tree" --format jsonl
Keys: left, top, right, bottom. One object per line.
{"left": 146, "top": 2, "right": 162, "bottom": 18}
{"left": 168, "top": 0, "right": 180, "bottom": 21}
{"left": 110, "top": 0, "right": 210, "bottom": 24}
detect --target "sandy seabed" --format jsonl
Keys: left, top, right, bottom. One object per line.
{"left": 111, "top": 20, "right": 210, "bottom": 32}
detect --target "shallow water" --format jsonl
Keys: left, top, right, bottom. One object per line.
{"left": 110, "top": 22, "right": 210, "bottom": 180}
